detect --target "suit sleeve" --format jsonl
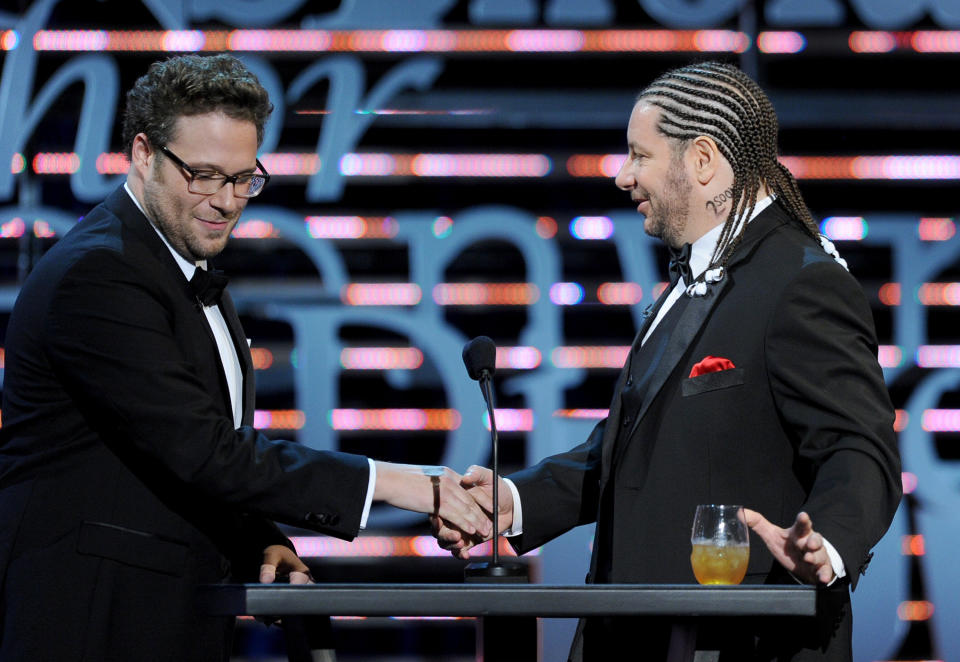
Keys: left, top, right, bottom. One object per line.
{"left": 43, "top": 250, "right": 370, "bottom": 540}
{"left": 766, "top": 260, "right": 902, "bottom": 588}
{"left": 507, "top": 419, "right": 605, "bottom": 554}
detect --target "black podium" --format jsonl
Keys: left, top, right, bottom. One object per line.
{"left": 200, "top": 583, "right": 815, "bottom": 661}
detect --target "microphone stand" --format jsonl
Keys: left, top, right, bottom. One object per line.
{"left": 463, "top": 369, "right": 537, "bottom": 662}
{"left": 465, "top": 369, "right": 526, "bottom": 581}
{"left": 461, "top": 343, "right": 534, "bottom": 661}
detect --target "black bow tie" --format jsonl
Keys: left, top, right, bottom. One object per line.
{"left": 189, "top": 267, "right": 229, "bottom": 307}
{"left": 667, "top": 243, "right": 693, "bottom": 289}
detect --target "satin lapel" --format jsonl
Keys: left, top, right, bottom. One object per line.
{"left": 219, "top": 290, "right": 256, "bottom": 427}
{"left": 182, "top": 292, "right": 234, "bottom": 422}
{"left": 619, "top": 277, "right": 731, "bottom": 453}
{"left": 600, "top": 286, "right": 674, "bottom": 482}
{"left": 195, "top": 306, "right": 233, "bottom": 420}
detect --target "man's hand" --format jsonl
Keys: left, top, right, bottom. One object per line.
{"left": 259, "top": 544, "right": 313, "bottom": 584}
{"left": 744, "top": 509, "right": 835, "bottom": 585}
{"left": 373, "top": 462, "right": 492, "bottom": 539}
{"left": 430, "top": 465, "right": 514, "bottom": 559}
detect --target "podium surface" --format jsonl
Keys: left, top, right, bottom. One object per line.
{"left": 200, "top": 583, "right": 815, "bottom": 661}
{"left": 200, "top": 582, "right": 815, "bottom": 618}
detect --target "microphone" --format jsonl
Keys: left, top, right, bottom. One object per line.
{"left": 461, "top": 336, "right": 524, "bottom": 580}
{"left": 462, "top": 335, "right": 496, "bottom": 382}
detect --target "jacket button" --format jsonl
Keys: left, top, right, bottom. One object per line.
{"left": 306, "top": 512, "right": 338, "bottom": 526}
{"left": 622, "top": 416, "right": 631, "bottom": 427}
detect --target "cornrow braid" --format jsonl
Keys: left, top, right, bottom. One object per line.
{"left": 636, "top": 61, "right": 819, "bottom": 276}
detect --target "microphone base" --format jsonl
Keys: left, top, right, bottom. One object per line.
{"left": 464, "top": 561, "right": 528, "bottom": 583}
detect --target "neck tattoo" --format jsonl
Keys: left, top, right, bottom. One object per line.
{"left": 705, "top": 188, "right": 733, "bottom": 216}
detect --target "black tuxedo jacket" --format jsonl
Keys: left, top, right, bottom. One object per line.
{"left": 508, "top": 204, "right": 902, "bottom": 661}
{"left": 0, "top": 187, "right": 370, "bottom": 661}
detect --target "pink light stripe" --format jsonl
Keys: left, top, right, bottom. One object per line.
{"left": 921, "top": 409, "right": 960, "bottom": 432}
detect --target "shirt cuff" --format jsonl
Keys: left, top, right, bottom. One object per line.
{"left": 359, "top": 458, "right": 376, "bottom": 529}
{"left": 501, "top": 478, "right": 523, "bottom": 537}
{"left": 786, "top": 536, "right": 847, "bottom": 586}
{"left": 822, "top": 537, "right": 847, "bottom": 585}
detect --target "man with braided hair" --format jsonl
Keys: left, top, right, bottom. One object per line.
{"left": 434, "top": 61, "right": 901, "bottom": 661}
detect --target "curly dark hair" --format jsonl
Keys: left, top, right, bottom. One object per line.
{"left": 637, "top": 61, "right": 817, "bottom": 273}
{"left": 121, "top": 54, "right": 273, "bottom": 158}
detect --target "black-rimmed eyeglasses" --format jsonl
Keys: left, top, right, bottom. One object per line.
{"left": 159, "top": 145, "right": 270, "bottom": 198}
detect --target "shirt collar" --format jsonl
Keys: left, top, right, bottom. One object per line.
{"left": 689, "top": 195, "right": 774, "bottom": 280}
{"left": 123, "top": 182, "right": 207, "bottom": 280}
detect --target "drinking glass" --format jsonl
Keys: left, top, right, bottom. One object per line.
{"left": 690, "top": 504, "right": 750, "bottom": 585}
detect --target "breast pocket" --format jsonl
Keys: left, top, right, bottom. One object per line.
{"left": 681, "top": 367, "right": 745, "bottom": 397}
{"left": 77, "top": 520, "right": 189, "bottom": 577}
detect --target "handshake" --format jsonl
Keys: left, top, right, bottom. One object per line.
{"left": 263, "top": 462, "right": 510, "bottom": 584}
{"left": 375, "top": 462, "right": 513, "bottom": 559}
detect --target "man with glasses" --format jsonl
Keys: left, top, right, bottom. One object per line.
{"left": 0, "top": 54, "right": 490, "bottom": 661}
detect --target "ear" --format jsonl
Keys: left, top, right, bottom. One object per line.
{"left": 689, "top": 135, "right": 722, "bottom": 185}
{"left": 129, "top": 133, "right": 155, "bottom": 175}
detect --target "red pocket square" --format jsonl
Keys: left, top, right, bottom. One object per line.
{"left": 689, "top": 355, "right": 735, "bottom": 378}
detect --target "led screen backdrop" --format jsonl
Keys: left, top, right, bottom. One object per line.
{"left": 1, "top": 0, "right": 958, "bottom": 659}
